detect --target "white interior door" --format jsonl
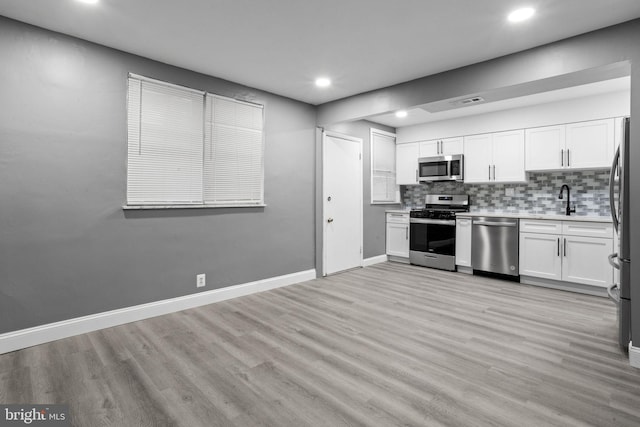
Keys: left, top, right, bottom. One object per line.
{"left": 323, "top": 131, "right": 362, "bottom": 275}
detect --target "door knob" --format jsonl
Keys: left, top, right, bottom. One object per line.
{"left": 327, "top": 218, "right": 334, "bottom": 223}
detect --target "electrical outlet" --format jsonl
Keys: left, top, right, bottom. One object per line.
{"left": 196, "top": 274, "right": 206, "bottom": 288}
{"left": 505, "top": 187, "right": 515, "bottom": 197}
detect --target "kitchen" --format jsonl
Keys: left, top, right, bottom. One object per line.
{"left": 3, "top": 2, "right": 640, "bottom": 425}
{"left": 376, "top": 76, "right": 630, "bottom": 334}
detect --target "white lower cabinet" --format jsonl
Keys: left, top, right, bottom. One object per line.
{"left": 519, "top": 219, "right": 613, "bottom": 288}
{"left": 562, "top": 235, "right": 613, "bottom": 287}
{"left": 455, "top": 217, "right": 472, "bottom": 267}
{"left": 519, "top": 232, "right": 563, "bottom": 280}
{"left": 386, "top": 212, "right": 409, "bottom": 259}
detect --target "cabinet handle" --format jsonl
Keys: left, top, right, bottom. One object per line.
{"left": 564, "top": 238, "right": 567, "bottom": 257}
{"left": 561, "top": 149, "right": 564, "bottom": 166}
{"left": 488, "top": 165, "right": 491, "bottom": 180}
{"left": 406, "top": 226, "right": 409, "bottom": 240}
{"left": 492, "top": 165, "right": 496, "bottom": 181}
{"left": 415, "top": 169, "right": 418, "bottom": 182}
{"left": 567, "top": 149, "right": 570, "bottom": 167}
{"left": 557, "top": 238, "right": 560, "bottom": 256}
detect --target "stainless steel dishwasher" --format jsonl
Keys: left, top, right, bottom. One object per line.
{"left": 471, "top": 217, "right": 519, "bottom": 276}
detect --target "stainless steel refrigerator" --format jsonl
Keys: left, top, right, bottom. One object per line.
{"left": 609, "top": 117, "right": 631, "bottom": 351}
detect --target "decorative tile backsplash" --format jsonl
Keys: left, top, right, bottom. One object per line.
{"left": 402, "top": 170, "right": 612, "bottom": 216}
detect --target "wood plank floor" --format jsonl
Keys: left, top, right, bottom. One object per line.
{"left": 2, "top": 262, "right": 640, "bottom": 426}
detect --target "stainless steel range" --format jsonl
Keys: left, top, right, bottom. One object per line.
{"left": 409, "top": 194, "right": 470, "bottom": 271}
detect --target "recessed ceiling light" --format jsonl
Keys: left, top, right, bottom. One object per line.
{"left": 315, "top": 77, "right": 331, "bottom": 88}
{"left": 508, "top": 7, "right": 535, "bottom": 23}
{"left": 395, "top": 110, "right": 408, "bottom": 118}
{"left": 77, "top": 0, "right": 99, "bottom": 3}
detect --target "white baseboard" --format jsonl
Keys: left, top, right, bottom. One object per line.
{"left": 363, "top": 254, "right": 388, "bottom": 267}
{"left": 630, "top": 342, "right": 640, "bottom": 369}
{"left": 0, "top": 269, "right": 317, "bottom": 355}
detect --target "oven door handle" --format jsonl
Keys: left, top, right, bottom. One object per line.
{"left": 410, "top": 218, "right": 455, "bottom": 225}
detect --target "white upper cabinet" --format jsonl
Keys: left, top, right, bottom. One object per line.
{"left": 525, "top": 125, "right": 566, "bottom": 171}
{"left": 464, "top": 130, "right": 525, "bottom": 183}
{"left": 492, "top": 130, "right": 526, "bottom": 182}
{"left": 463, "top": 134, "right": 493, "bottom": 183}
{"left": 396, "top": 142, "right": 419, "bottom": 185}
{"left": 565, "top": 119, "right": 615, "bottom": 169}
{"left": 419, "top": 137, "right": 463, "bottom": 157}
{"left": 525, "top": 118, "right": 615, "bottom": 171}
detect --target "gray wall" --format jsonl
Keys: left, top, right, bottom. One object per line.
{"left": 324, "top": 121, "right": 398, "bottom": 259}
{"left": 0, "top": 17, "right": 316, "bottom": 333}
{"left": 319, "top": 19, "right": 640, "bottom": 346}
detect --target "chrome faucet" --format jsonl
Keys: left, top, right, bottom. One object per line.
{"left": 558, "top": 184, "right": 576, "bottom": 216}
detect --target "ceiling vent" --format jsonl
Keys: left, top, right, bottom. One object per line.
{"left": 457, "top": 96, "right": 485, "bottom": 106}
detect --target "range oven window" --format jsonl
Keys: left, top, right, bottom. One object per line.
{"left": 410, "top": 222, "right": 456, "bottom": 256}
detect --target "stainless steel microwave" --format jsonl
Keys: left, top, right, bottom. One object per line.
{"left": 417, "top": 154, "right": 464, "bottom": 182}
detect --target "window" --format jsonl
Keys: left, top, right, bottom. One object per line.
{"left": 370, "top": 128, "right": 399, "bottom": 204}
{"left": 126, "top": 74, "right": 264, "bottom": 208}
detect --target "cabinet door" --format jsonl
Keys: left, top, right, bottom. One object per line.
{"left": 463, "top": 134, "right": 493, "bottom": 183}
{"left": 419, "top": 140, "right": 439, "bottom": 157}
{"left": 562, "top": 236, "right": 613, "bottom": 287}
{"left": 386, "top": 222, "right": 409, "bottom": 257}
{"left": 441, "top": 137, "right": 463, "bottom": 155}
{"left": 455, "top": 217, "right": 472, "bottom": 267}
{"left": 396, "top": 143, "right": 419, "bottom": 185}
{"left": 565, "top": 119, "right": 615, "bottom": 170}
{"left": 525, "top": 125, "right": 566, "bottom": 171}
{"left": 492, "top": 130, "right": 526, "bottom": 182}
{"left": 519, "top": 232, "right": 563, "bottom": 280}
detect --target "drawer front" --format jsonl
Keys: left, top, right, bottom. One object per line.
{"left": 562, "top": 221, "right": 613, "bottom": 238}
{"left": 386, "top": 213, "right": 409, "bottom": 224}
{"left": 519, "top": 219, "right": 562, "bottom": 235}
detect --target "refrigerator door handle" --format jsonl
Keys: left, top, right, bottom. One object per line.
{"left": 607, "top": 283, "right": 620, "bottom": 305}
{"left": 608, "top": 253, "right": 621, "bottom": 270}
{"left": 609, "top": 145, "right": 620, "bottom": 233}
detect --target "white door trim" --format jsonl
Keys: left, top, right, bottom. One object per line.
{"left": 322, "top": 130, "right": 363, "bottom": 276}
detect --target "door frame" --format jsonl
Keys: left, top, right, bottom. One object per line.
{"left": 322, "top": 129, "right": 363, "bottom": 276}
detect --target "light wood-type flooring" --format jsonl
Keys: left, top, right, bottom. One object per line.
{"left": 1, "top": 262, "right": 640, "bottom": 426}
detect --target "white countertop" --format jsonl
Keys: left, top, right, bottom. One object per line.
{"left": 386, "top": 209, "right": 410, "bottom": 214}
{"left": 456, "top": 212, "right": 612, "bottom": 223}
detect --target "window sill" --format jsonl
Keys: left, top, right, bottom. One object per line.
{"left": 122, "top": 204, "right": 267, "bottom": 210}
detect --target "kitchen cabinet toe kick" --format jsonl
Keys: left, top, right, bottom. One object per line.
{"left": 520, "top": 276, "right": 608, "bottom": 297}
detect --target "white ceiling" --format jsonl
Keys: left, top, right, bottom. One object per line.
{"left": 1, "top": 0, "right": 640, "bottom": 107}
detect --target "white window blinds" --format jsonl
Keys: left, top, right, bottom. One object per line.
{"left": 126, "top": 75, "right": 265, "bottom": 207}
{"left": 127, "top": 78, "right": 204, "bottom": 205}
{"left": 204, "top": 95, "right": 264, "bottom": 205}
{"left": 371, "top": 130, "right": 399, "bottom": 203}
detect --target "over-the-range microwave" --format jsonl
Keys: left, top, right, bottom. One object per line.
{"left": 417, "top": 154, "right": 464, "bottom": 182}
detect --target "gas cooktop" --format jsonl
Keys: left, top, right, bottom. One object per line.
{"left": 410, "top": 194, "right": 470, "bottom": 220}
